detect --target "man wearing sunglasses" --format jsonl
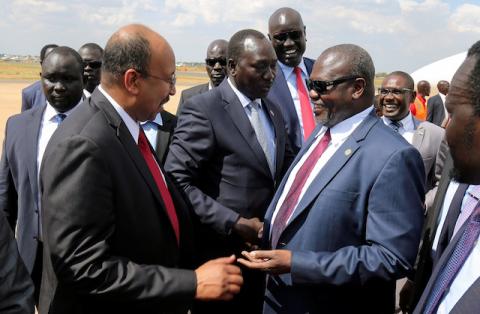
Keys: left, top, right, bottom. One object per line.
{"left": 267, "top": 7, "right": 315, "bottom": 154}
{"left": 176, "top": 39, "right": 228, "bottom": 115}
{"left": 238, "top": 44, "right": 425, "bottom": 314}
{"left": 78, "top": 43, "right": 104, "bottom": 98}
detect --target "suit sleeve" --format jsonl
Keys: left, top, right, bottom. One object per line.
{"left": 176, "top": 91, "right": 186, "bottom": 116}
{"left": 0, "top": 210, "right": 34, "bottom": 314}
{"left": 41, "top": 136, "right": 196, "bottom": 306}
{"left": 290, "top": 147, "right": 425, "bottom": 286}
{"left": 0, "top": 120, "right": 18, "bottom": 230}
{"left": 426, "top": 98, "right": 435, "bottom": 123}
{"left": 21, "top": 89, "right": 30, "bottom": 113}
{"left": 165, "top": 99, "right": 240, "bottom": 236}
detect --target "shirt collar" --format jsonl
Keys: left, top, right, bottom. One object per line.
{"left": 98, "top": 85, "right": 140, "bottom": 144}
{"left": 83, "top": 89, "right": 92, "bottom": 98}
{"left": 278, "top": 59, "right": 307, "bottom": 79}
{"left": 44, "top": 99, "right": 81, "bottom": 122}
{"left": 381, "top": 112, "right": 414, "bottom": 132}
{"left": 140, "top": 112, "right": 163, "bottom": 127}
{"left": 227, "top": 78, "right": 261, "bottom": 108}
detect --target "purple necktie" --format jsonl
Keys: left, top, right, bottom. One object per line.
{"left": 270, "top": 129, "right": 331, "bottom": 248}
{"left": 423, "top": 201, "right": 480, "bottom": 313}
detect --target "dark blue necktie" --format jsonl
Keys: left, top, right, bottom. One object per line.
{"left": 54, "top": 113, "right": 66, "bottom": 123}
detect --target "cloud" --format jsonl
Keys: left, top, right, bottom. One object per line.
{"left": 398, "top": 0, "right": 448, "bottom": 12}
{"left": 449, "top": 3, "right": 480, "bottom": 33}
{"left": 12, "top": 0, "right": 67, "bottom": 13}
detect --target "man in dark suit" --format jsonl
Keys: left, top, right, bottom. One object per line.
{"left": 0, "top": 46, "right": 85, "bottom": 305}
{"left": 39, "top": 24, "right": 242, "bottom": 314}
{"left": 21, "top": 44, "right": 58, "bottom": 112}
{"left": 239, "top": 44, "right": 425, "bottom": 314}
{"left": 0, "top": 209, "right": 35, "bottom": 314}
{"left": 141, "top": 109, "right": 177, "bottom": 165}
{"left": 165, "top": 29, "right": 294, "bottom": 313}
{"left": 267, "top": 7, "right": 315, "bottom": 154}
{"left": 176, "top": 39, "right": 228, "bottom": 115}
{"left": 414, "top": 40, "right": 480, "bottom": 314}
{"left": 426, "top": 80, "right": 450, "bottom": 128}
{"left": 78, "top": 43, "right": 104, "bottom": 98}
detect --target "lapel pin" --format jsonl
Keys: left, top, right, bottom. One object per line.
{"left": 345, "top": 148, "right": 352, "bottom": 156}
{"left": 270, "top": 110, "right": 274, "bottom": 117}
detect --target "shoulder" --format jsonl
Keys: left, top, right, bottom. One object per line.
{"left": 181, "top": 83, "right": 209, "bottom": 96}
{"left": 22, "top": 80, "right": 41, "bottom": 94}
{"left": 427, "top": 94, "right": 441, "bottom": 103}
{"left": 418, "top": 120, "right": 445, "bottom": 135}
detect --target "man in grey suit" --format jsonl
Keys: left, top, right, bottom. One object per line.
{"left": 21, "top": 44, "right": 58, "bottom": 112}
{"left": 0, "top": 46, "right": 85, "bottom": 304}
{"left": 176, "top": 39, "right": 228, "bottom": 115}
{"left": 379, "top": 71, "right": 446, "bottom": 207}
{"left": 414, "top": 40, "right": 480, "bottom": 314}
{"left": 426, "top": 80, "right": 450, "bottom": 127}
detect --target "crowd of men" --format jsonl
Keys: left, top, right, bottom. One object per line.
{"left": 0, "top": 6, "right": 479, "bottom": 314}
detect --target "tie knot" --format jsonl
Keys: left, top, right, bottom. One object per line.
{"left": 138, "top": 129, "right": 149, "bottom": 149}
{"left": 249, "top": 101, "right": 260, "bottom": 111}
{"left": 54, "top": 113, "right": 66, "bottom": 123}
{"left": 389, "top": 120, "right": 402, "bottom": 132}
{"left": 294, "top": 66, "right": 302, "bottom": 77}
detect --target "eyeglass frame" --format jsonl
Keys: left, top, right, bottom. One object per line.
{"left": 140, "top": 71, "right": 176, "bottom": 87}
{"left": 205, "top": 57, "right": 227, "bottom": 67}
{"left": 378, "top": 87, "right": 413, "bottom": 96}
{"left": 305, "top": 75, "right": 360, "bottom": 94}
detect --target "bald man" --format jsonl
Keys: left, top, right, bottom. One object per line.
{"left": 39, "top": 24, "right": 242, "bottom": 314}
{"left": 176, "top": 39, "right": 228, "bottom": 115}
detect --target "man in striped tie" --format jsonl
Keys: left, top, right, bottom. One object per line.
{"left": 414, "top": 40, "right": 480, "bottom": 314}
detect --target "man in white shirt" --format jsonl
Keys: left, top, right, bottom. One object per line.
{"left": 239, "top": 44, "right": 425, "bottom": 314}
{"left": 0, "top": 46, "right": 85, "bottom": 305}
{"left": 414, "top": 39, "right": 480, "bottom": 314}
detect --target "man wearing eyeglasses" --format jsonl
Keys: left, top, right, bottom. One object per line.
{"left": 176, "top": 39, "right": 228, "bottom": 115}
{"left": 267, "top": 7, "right": 315, "bottom": 154}
{"left": 78, "top": 43, "right": 103, "bottom": 98}
{"left": 238, "top": 44, "right": 425, "bottom": 314}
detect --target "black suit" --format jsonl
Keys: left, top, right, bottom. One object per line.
{"left": 165, "top": 80, "right": 294, "bottom": 313}
{"left": 152, "top": 110, "right": 177, "bottom": 165}
{"left": 39, "top": 89, "right": 196, "bottom": 314}
{"left": 426, "top": 94, "right": 446, "bottom": 127}
{"left": 267, "top": 58, "right": 315, "bottom": 154}
{"left": 176, "top": 83, "right": 209, "bottom": 115}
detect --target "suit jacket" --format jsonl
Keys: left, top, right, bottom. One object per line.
{"left": 0, "top": 209, "right": 35, "bottom": 314}
{"left": 262, "top": 111, "right": 425, "bottom": 314}
{"left": 412, "top": 119, "right": 446, "bottom": 207}
{"left": 21, "top": 81, "right": 46, "bottom": 112}
{"left": 39, "top": 89, "right": 197, "bottom": 314}
{"left": 267, "top": 58, "right": 315, "bottom": 154}
{"left": 153, "top": 110, "right": 177, "bottom": 165}
{"left": 0, "top": 104, "right": 47, "bottom": 273}
{"left": 426, "top": 94, "right": 446, "bottom": 127}
{"left": 176, "top": 83, "right": 209, "bottom": 115}
{"left": 414, "top": 218, "right": 480, "bottom": 313}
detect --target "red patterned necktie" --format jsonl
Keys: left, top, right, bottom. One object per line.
{"left": 295, "top": 66, "right": 315, "bottom": 139}
{"left": 138, "top": 129, "right": 180, "bottom": 245}
{"left": 271, "top": 129, "right": 331, "bottom": 248}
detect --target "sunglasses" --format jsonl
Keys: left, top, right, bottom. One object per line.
{"left": 84, "top": 60, "right": 102, "bottom": 69}
{"left": 205, "top": 57, "right": 227, "bottom": 67}
{"left": 306, "top": 75, "right": 360, "bottom": 94}
{"left": 272, "top": 30, "right": 303, "bottom": 42}
{"left": 378, "top": 88, "right": 413, "bottom": 96}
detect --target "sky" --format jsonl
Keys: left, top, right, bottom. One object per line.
{"left": 0, "top": 0, "right": 479, "bottom": 73}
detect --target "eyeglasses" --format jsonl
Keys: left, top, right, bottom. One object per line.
{"left": 306, "top": 76, "right": 360, "bottom": 94}
{"left": 141, "top": 71, "right": 176, "bottom": 88}
{"left": 271, "top": 30, "right": 303, "bottom": 42}
{"left": 378, "top": 88, "right": 413, "bottom": 96}
{"left": 205, "top": 57, "right": 227, "bottom": 67}
{"left": 84, "top": 61, "right": 102, "bottom": 69}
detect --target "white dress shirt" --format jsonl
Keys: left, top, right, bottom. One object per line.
{"left": 141, "top": 113, "right": 164, "bottom": 151}
{"left": 271, "top": 106, "right": 373, "bottom": 228}
{"left": 227, "top": 78, "right": 276, "bottom": 169}
{"left": 278, "top": 60, "right": 313, "bottom": 139}
{"left": 381, "top": 112, "right": 415, "bottom": 144}
{"left": 431, "top": 181, "right": 460, "bottom": 253}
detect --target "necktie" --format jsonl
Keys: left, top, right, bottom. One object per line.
{"left": 423, "top": 201, "right": 480, "bottom": 314}
{"left": 271, "top": 129, "right": 331, "bottom": 248}
{"left": 138, "top": 130, "right": 180, "bottom": 244}
{"left": 294, "top": 67, "right": 315, "bottom": 139}
{"left": 248, "top": 101, "right": 275, "bottom": 176}
{"left": 54, "top": 113, "right": 67, "bottom": 123}
{"left": 389, "top": 120, "right": 402, "bottom": 132}
{"left": 453, "top": 185, "right": 480, "bottom": 237}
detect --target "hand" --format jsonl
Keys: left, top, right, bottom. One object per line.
{"left": 237, "top": 250, "right": 291, "bottom": 275}
{"left": 399, "top": 279, "right": 414, "bottom": 314}
{"left": 194, "top": 255, "right": 243, "bottom": 301}
{"left": 232, "top": 217, "right": 263, "bottom": 245}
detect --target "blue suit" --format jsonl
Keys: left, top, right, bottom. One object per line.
{"left": 21, "top": 81, "right": 46, "bottom": 112}
{"left": 262, "top": 110, "right": 425, "bottom": 313}
{"left": 267, "top": 58, "right": 315, "bottom": 154}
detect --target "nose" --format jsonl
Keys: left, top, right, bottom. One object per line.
{"left": 284, "top": 36, "right": 295, "bottom": 47}
{"left": 213, "top": 62, "right": 222, "bottom": 70}
{"left": 169, "top": 84, "right": 176, "bottom": 96}
{"left": 53, "top": 81, "right": 66, "bottom": 93}
{"left": 309, "top": 88, "right": 319, "bottom": 100}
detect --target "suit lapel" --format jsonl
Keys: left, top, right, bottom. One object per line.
{"left": 412, "top": 122, "right": 426, "bottom": 150}
{"left": 263, "top": 98, "right": 285, "bottom": 178}
{"left": 221, "top": 82, "right": 271, "bottom": 178}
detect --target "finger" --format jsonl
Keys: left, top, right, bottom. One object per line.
{"left": 237, "top": 258, "right": 267, "bottom": 269}
{"left": 227, "top": 274, "right": 244, "bottom": 286}
{"left": 249, "top": 250, "right": 275, "bottom": 260}
{"left": 224, "top": 264, "right": 242, "bottom": 275}
{"left": 242, "top": 250, "right": 269, "bottom": 262}
{"left": 227, "top": 282, "right": 242, "bottom": 294}
{"left": 211, "top": 254, "right": 236, "bottom": 264}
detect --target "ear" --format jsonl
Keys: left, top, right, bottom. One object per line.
{"left": 408, "top": 91, "right": 417, "bottom": 103}
{"left": 124, "top": 69, "right": 141, "bottom": 95}
{"left": 227, "top": 58, "right": 237, "bottom": 77}
{"left": 351, "top": 78, "right": 366, "bottom": 100}
{"left": 267, "top": 33, "right": 272, "bottom": 41}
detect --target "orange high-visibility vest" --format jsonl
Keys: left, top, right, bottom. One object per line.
{"left": 410, "top": 95, "right": 427, "bottom": 121}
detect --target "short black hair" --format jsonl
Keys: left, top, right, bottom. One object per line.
{"left": 42, "top": 46, "right": 84, "bottom": 74}
{"left": 79, "top": 43, "right": 104, "bottom": 55}
{"left": 227, "top": 29, "right": 266, "bottom": 63}
{"left": 467, "top": 40, "right": 480, "bottom": 116}
{"left": 102, "top": 33, "right": 151, "bottom": 82}
{"left": 387, "top": 71, "right": 415, "bottom": 90}
{"left": 40, "top": 44, "right": 59, "bottom": 62}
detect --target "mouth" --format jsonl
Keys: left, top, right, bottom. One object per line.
{"left": 383, "top": 103, "right": 399, "bottom": 112}
{"left": 284, "top": 49, "right": 298, "bottom": 59}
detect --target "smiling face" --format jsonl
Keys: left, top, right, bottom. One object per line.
{"left": 268, "top": 9, "right": 306, "bottom": 68}
{"left": 379, "top": 74, "right": 415, "bottom": 121}
{"left": 41, "top": 51, "right": 84, "bottom": 113}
